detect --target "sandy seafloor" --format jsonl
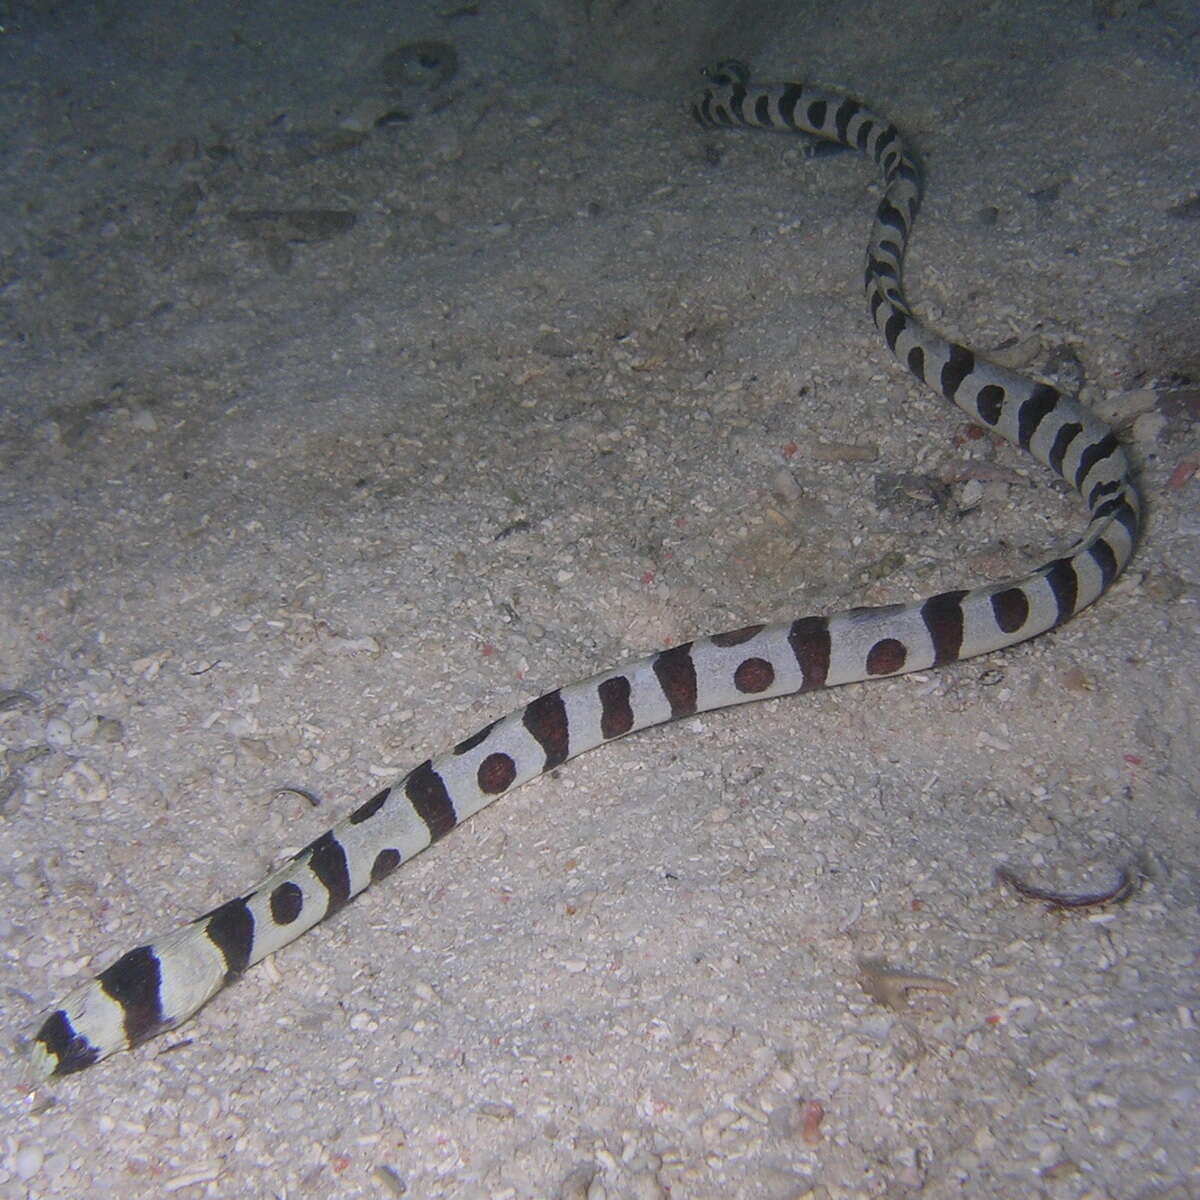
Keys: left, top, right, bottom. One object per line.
{"left": 0, "top": 1, "right": 1198, "bottom": 1196}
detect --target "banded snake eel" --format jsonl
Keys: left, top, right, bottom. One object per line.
{"left": 30, "top": 61, "right": 1139, "bottom": 1077}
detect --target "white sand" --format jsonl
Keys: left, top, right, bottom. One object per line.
{"left": 1, "top": 1, "right": 1197, "bottom": 1196}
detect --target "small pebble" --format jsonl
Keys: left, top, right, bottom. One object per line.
{"left": 372, "top": 1164, "right": 407, "bottom": 1196}
{"left": 1132, "top": 410, "right": 1166, "bottom": 443}
{"left": 15, "top": 1145, "right": 44, "bottom": 1181}
{"left": 960, "top": 477, "right": 984, "bottom": 507}
{"left": 478, "top": 1101, "right": 515, "bottom": 1120}
{"left": 44, "top": 716, "right": 73, "bottom": 748}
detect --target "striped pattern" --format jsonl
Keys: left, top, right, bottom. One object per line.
{"left": 29, "top": 61, "right": 1139, "bottom": 1077}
